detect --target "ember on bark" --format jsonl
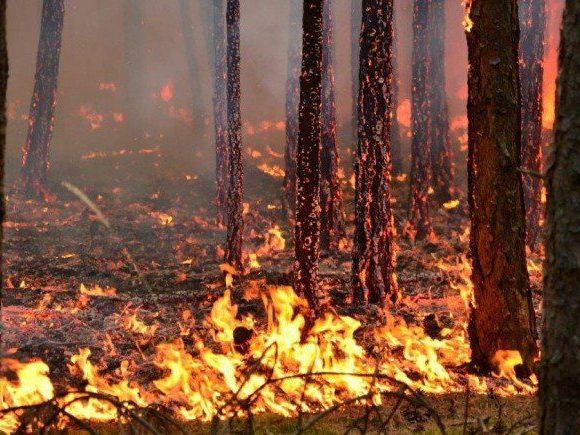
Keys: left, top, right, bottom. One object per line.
{"left": 466, "top": 0, "right": 538, "bottom": 374}
{"left": 294, "top": 0, "right": 324, "bottom": 310}
{"left": 224, "top": 0, "right": 243, "bottom": 271}
{"left": 21, "top": 0, "right": 64, "bottom": 198}
{"left": 351, "top": 0, "right": 397, "bottom": 306}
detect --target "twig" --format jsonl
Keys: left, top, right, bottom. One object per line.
{"left": 517, "top": 167, "right": 545, "bottom": 179}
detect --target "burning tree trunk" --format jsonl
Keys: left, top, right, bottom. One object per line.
{"left": 294, "top": 0, "right": 324, "bottom": 310}
{"left": 429, "top": 0, "right": 454, "bottom": 203}
{"left": 320, "top": 0, "right": 344, "bottom": 251}
{"left": 390, "top": 19, "right": 403, "bottom": 175}
{"left": 213, "top": 0, "right": 229, "bottom": 224}
{"left": 0, "top": 0, "right": 7, "bottom": 347}
{"left": 224, "top": 0, "right": 243, "bottom": 271}
{"left": 519, "top": 0, "right": 546, "bottom": 249}
{"left": 540, "top": 1, "right": 580, "bottom": 431}
{"left": 409, "top": 0, "right": 434, "bottom": 240}
{"left": 352, "top": 0, "right": 397, "bottom": 306}
{"left": 122, "top": 0, "right": 145, "bottom": 147}
{"left": 21, "top": 0, "right": 64, "bottom": 198}
{"left": 351, "top": 0, "right": 362, "bottom": 151}
{"left": 465, "top": 0, "right": 538, "bottom": 374}
{"left": 283, "top": 0, "right": 302, "bottom": 216}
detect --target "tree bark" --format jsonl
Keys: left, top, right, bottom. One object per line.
{"left": 294, "top": 0, "right": 324, "bottom": 310}
{"left": 320, "top": 0, "right": 344, "bottom": 251}
{"left": 429, "top": 0, "right": 454, "bottom": 203}
{"left": 351, "top": 0, "right": 362, "bottom": 152}
{"left": 352, "top": 0, "right": 397, "bottom": 306}
{"left": 519, "top": 0, "right": 546, "bottom": 250}
{"left": 540, "top": 1, "right": 580, "bottom": 432}
{"left": 21, "top": 0, "right": 64, "bottom": 199}
{"left": 0, "top": 0, "right": 7, "bottom": 349}
{"left": 390, "top": 19, "right": 403, "bottom": 175}
{"left": 465, "top": 0, "right": 538, "bottom": 374}
{"left": 283, "top": 0, "right": 302, "bottom": 216}
{"left": 224, "top": 0, "right": 243, "bottom": 271}
{"left": 213, "top": 0, "right": 228, "bottom": 224}
{"left": 409, "top": 0, "right": 434, "bottom": 240}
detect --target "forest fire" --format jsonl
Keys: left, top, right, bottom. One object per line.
{"left": 1, "top": 0, "right": 578, "bottom": 433}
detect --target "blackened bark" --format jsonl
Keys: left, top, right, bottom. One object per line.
{"left": 21, "top": 0, "right": 64, "bottom": 198}
{"left": 320, "top": 0, "right": 344, "bottom": 251}
{"left": 0, "top": 0, "right": 7, "bottom": 349}
{"left": 466, "top": 0, "right": 538, "bottom": 374}
{"left": 294, "top": 0, "right": 324, "bottom": 310}
{"left": 224, "top": 0, "right": 243, "bottom": 271}
{"left": 429, "top": 0, "right": 454, "bottom": 203}
{"left": 409, "top": 0, "right": 434, "bottom": 240}
{"left": 519, "top": 0, "right": 545, "bottom": 249}
{"left": 390, "top": 19, "right": 403, "bottom": 175}
{"left": 352, "top": 0, "right": 397, "bottom": 306}
{"left": 122, "top": 0, "right": 145, "bottom": 147}
{"left": 540, "top": 1, "right": 580, "bottom": 432}
{"left": 351, "top": 0, "right": 362, "bottom": 151}
{"left": 213, "top": 0, "right": 228, "bottom": 224}
{"left": 283, "top": 0, "right": 302, "bottom": 216}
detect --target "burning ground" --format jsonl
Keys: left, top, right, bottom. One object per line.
{"left": 0, "top": 155, "right": 542, "bottom": 432}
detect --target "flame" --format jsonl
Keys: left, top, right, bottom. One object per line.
{"left": 396, "top": 99, "right": 411, "bottom": 128}
{"left": 443, "top": 199, "right": 460, "bottom": 210}
{"left": 257, "top": 163, "right": 285, "bottom": 178}
{"left": 79, "top": 283, "right": 117, "bottom": 297}
{"left": 160, "top": 80, "right": 174, "bottom": 102}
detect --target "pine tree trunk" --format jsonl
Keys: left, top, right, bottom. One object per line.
{"left": 466, "top": 0, "right": 538, "bottom": 374}
{"left": 213, "top": 0, "right": 228, "bottom": 224}
{"left": 21, "top": 0, "right": 64, "bottom": 199}
{"left": 122, "top": 0, "right": 145, "bottom": 148}
{"left": 294, "top": 0, "right": 324, "bottom": 310}
{"left": 0, "top": 0, "right": 7, "bottom": 349}
{"left": 519, "top": 0, "right": 545, "bottom": 250}
{"left": 429, "top": 0, "right": 454, "bottom": 203}
{"left": 320, "top": 0, "right": 344, "bottom": 251}
{"left": 390, "top": 19, "right": 403, "bottom": 175}
{"left": 409, "top": 0, "right": 434, "bottom": 240}
{"left": 224, "top": 0, "right": 243, "bottom": 271}
{"left": 352, "top": 0, "right": 397, "bottom": 306}
{"left": 283, "top": 0, "right": 302, "bottom": 216}
{"left": 351, "top": 0, "right": 362, "bottom": 152}
{"left": 540, "top": 1, "right": 580, "bottom": 431}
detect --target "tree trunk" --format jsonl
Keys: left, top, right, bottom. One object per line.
{"left": 351, "top": 0, "right": 362, "bottom": 152}
{"left": 409, "top": 0, "right": 434, "bottom": 240}
{"left": 122, "top": 0, "right": 145, "bottom": 148}
{"left": 213, "top": 0, "right": 228, "bottom": 224}
{"left": 390, "top": 19, "right": 403, "bottom": 175}
{"left": 519, "top": 0, "right": 545, "bottom": 250}
{"left": 352, "top": 0, "right": 397, "bottom": 306}
{"left": 465, "top": 0, "right": 538, "bottom": 374}
{"left": 0, "top": 0, "right": 7, "bottom": 349}
{"left": 429, "top": 0, "right": 454, "bottom": 203}
{"left": 540, "top": 1, "right": 580, "bottom": 432}
{"left": 283, "top": 0, "right": 302, "bottom": 216}
{"left": 294, "top": 0, "right": 324, "bottom": 310}
{"left": 21, "top": 0, "right": 64, "bottom": 199}
{"left": 224, "top": 0, "right": 243, "bottom": 271}
{"left": 320, "top": 0, "right": 344, "bottom": 251}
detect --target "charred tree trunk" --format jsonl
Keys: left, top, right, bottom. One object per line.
{"left": 320, "top": 0, "right": 344, "bottom": 251}
{"left": 409, "top": 0, "right": 434, "bottom": 240}
{"left": 352, "top": 0, "right": 397, "bottom": 306}
{"left": 21, "top": 0, "right": 64, "bottom": 199}
{"left": 540, "top": 1, "right": 580, "bottom": 431}
{"left": 390, "top": 19, "right": 403, "bottom": 175}
{"left": 519, "top": 0, "right": 545, "bottom": 250}
{"left": 283, "top": 0, "right": 302, "bottom": 216}
{"left": 0, "top": 0, "right": 7, "bottom": 349}
{"left": 224, "top": 0, "right": 243, "bottom": 271}
{"left": 178, "top": 0, "right": 205, "bottom": 134}
{"left": 122, "top": 0, "right": 145, "bottom": 148}
{"left": 429, "top": 0, "right": 454, "bottom": 203}
{"left": 213, "top": 0, "right": 228, "bottom": 224}
{"left": 466, "top": 0, "right": 538, "bottom": 374}
{"left": 294, "top": 0, "right": 324, "bottom": 310}
{"left": 351, "top": 0, "right": 362, "bottom": 151}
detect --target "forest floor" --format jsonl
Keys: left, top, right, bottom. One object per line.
{"left": 1, "top": 151, "right": 543, "bottom": 433}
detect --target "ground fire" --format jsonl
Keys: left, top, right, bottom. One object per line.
{"left": 0, "top": 0, "right": 578, "bottom": 434}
